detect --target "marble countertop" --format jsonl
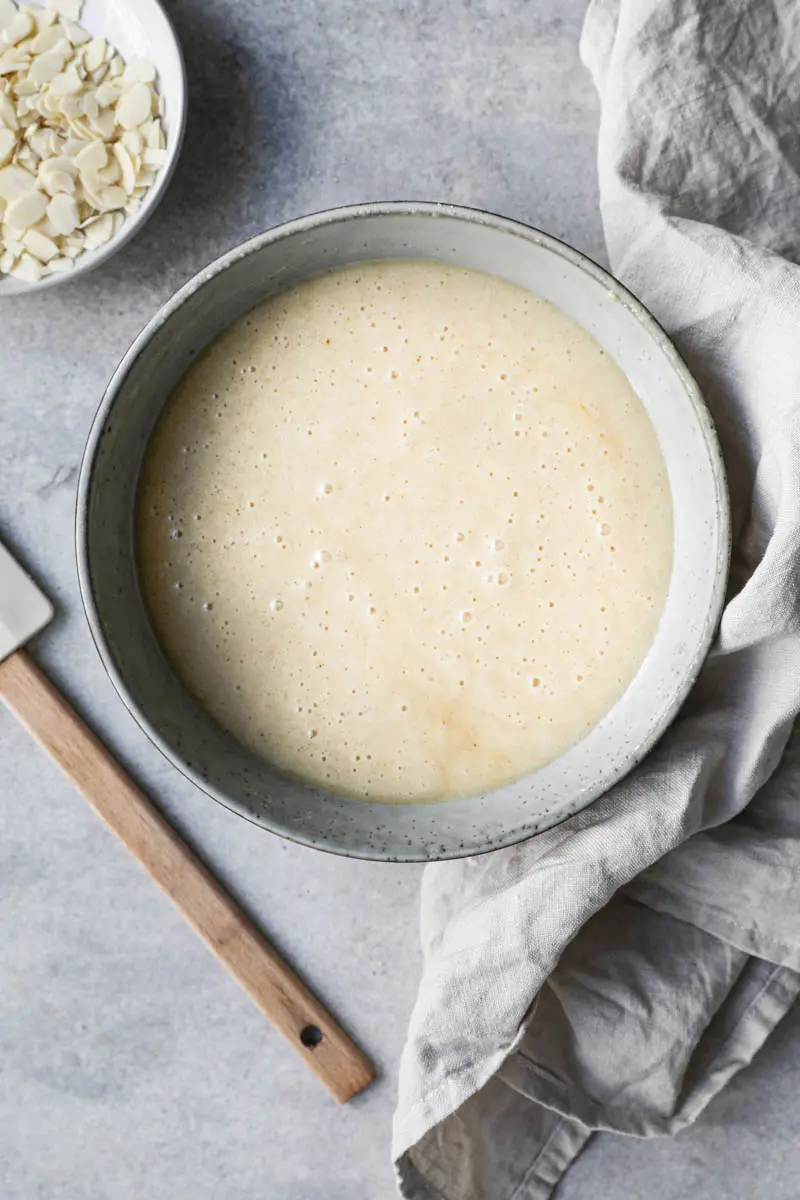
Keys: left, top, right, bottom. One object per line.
{"left": 2, "top": 1, "right": 798, "bottom": 1197}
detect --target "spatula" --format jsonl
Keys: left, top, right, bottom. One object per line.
{"left": 0, "top": 536, "right": 374, "bottom": 1103}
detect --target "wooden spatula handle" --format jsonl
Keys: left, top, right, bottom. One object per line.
{"left": 0, "top": 648, "right": 374, "bottom": 1104}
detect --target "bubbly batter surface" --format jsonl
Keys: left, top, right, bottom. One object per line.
{"left": 137, "top": 261, "right": 673, "bottom": 803}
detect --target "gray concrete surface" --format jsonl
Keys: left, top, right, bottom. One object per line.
{"left": 0, "top": 1, "right": 795, "bottom": 1197}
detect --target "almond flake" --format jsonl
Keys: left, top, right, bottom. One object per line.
{"left": 72, "top": 133, "right": 102, "bottom": 170}
{"left": 2, "top": 11, "right": 34, "bottom": 44}
{"left": 94, "top": 78, "right": 117, "bottom": 107}
{"left": 82, "top": 33, "right": 103, "bottom": 70}
{"left": 29, "top": 24, "right": 60, "bottom": 53}
{"left": 49, "top": 63, "right": 81, "bottom": 93}
{"left": 22, "top": 222, "right": 56, "bottom": 258}
{"left": 0, "top": 0, "right": 18, "bottom": 32}
{"left": 59, "top": 15, "right": 89, "bottom": 44}
{"left": 0, "top": 159, "right": 33, "bottom": 197}
{"left": 44, "top": 186, "right": 75, "bottom": 231}
{"left": 5, "top": 185, "right": 45, "bottom": 226}
{"left": 116, "top": 80, "right": 149, "bottom": 129}
{"left": 28, "top": 47, "right": 64, "bottom": 82}
{"left": 112, "top": 138, "right": 134, "bottom": 191}
{"left": 9, "top": 247, "right": 41, "bottom": 279}
{"left": 0, "top": 91, "right": 16, "bottom": 126}
{"left": 142, "top": 146, "right": 166, "bottom": 169}
{"left": 98, "top": 182, "right": 123, "bottom": 208}
{"left": 42, "top": 252, "right": 71, "bottom": 272}
{"left": 81, "top": 208, "right": 111, "bottom": 246}
{"left": 121, "top": 59, "right": 155, "bottom": 86}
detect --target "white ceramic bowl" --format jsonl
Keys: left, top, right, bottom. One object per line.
{"left": 0, "top": 0, "right": 186, "bottom": 297}
{"left": 77, "top": 203, "right": 730, "bottom": 861}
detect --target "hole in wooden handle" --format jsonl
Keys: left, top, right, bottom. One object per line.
{"left": 300, "top": 1024, "right": 323, "bottom": 1049}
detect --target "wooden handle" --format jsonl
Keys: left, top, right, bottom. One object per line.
{"left": 0, "top": 648, "right": 375, "bottom": 1104}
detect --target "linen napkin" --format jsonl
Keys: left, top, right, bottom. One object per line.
{"left": 393, "top": 0, "right": 800, "bottom": 1195}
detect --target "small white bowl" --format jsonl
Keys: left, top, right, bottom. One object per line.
{"left": 0, "top": 0, "right": 186, "bottom": 297}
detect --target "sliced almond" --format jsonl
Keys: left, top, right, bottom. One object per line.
{"left": 43, "top": 252, "right": 72, "bottom": 272}
{"left": 27, "top": 5, "right": 58, "bottom": 32}
{"left": 22, "top": 222, "right": 56, "bottom": 259}
{"left": 141, "top": 118, "right": 163, "bottom": 150}
{"left": 80, "top": 86, "right": 97, "bottom": 118}
{"left": 0, "top": 223, "right": 23, "bottom": 251}
{"left": 59, "top": 15, "right": 89, "bottom": 45}
{"left": 82, "top": 209, "right": 112, "bottom": 246}
{"left": 0, "top": 91, "right": 17, "bottom": 127}
{"left": 58, "top": 137, "right": 82, "bottom": 158}
{"left": 0, "top": 0, "right": 18, "bottom": 33}
{"left": 96, "top": 157, "right": 118, "bottom": 185}
{"left": 2, "top": 11, "right": 34, "bottom": 45}
{"left": 120, "top": 127, "right": 141, "bottom": 155}
{"left": 44, "top": 186, "right": 75, "bottom": 231}
{"left": 5, "top": 185, "right": 46, "bottom": 226}
{"left": 120, "top": 59, "right": 155, "bottom": 86}
{"left": 142, "top": 147, "right": 166, "bottom": 169}
{"left": 112, "top": 139, "right": 135, "bottom": 192}
{"left": 38, "top": 163, "right": 73, "bottom": 194}
{"left": 57, "top": 90, "right": 81, "bottom": 116}
{"left": 87, "top": 105, "right": 112, "bottom": 138}
{"left": 49, "top": 63, "right": 81, "bottom": 93}
{"left": 72, "top": 133, "right": 103, "bottom": 171}
{"left": 28, "top": 47, "right": 65, "bottom": 82}
{"left": 29, "top": 23, "right": 60, "bottom": 53}
{"left": 0, "top": 159, "right": 34, "bottom": 197}
{"left": 116, "top": 80, "right": 149, "bottom": 129}
{"left": 94, "top": 79, "right": 118, "bottom": 107}
{"left": 9, "top": 248, "right": 41, "bottom": 279}
{"left": 83, "top": 34, "right": 104, "bottom": 72}
{"left": 66, "top": 112, "right": 91, "bottom": 139}
{"left": 27, "top": 125, "right": 49, "bottom": 156}
{"left": 98, "top": 182, "right": 124, "bottom": 208}
{"left": 14, "top": 140, "right": 35, "bottom": 168}
{"left": 77, "top": 174, "right": 101, "bottom": 207}
{"left": 30, "top": 211, "right": 59, "bottom": 236}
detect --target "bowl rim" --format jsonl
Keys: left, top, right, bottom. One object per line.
{"left": 75, "top": 200, "right": 731, "bottom": 861}
{"left": 0, "top": 0, "right": 187, "bottom": 297}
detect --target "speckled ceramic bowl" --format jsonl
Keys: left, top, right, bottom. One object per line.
{"left": 76, "top": 202, "right": 730, "bottom": 861}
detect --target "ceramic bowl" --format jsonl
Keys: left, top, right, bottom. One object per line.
{"left": 0, "top": 0, "right": 185, "bottom": 297}
{"left": 76, "top": 202, "right": 730, "bottom": 861}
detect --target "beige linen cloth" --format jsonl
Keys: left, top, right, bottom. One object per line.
{"left": 394, "top": 0, "right": 800, "bottom": 1195}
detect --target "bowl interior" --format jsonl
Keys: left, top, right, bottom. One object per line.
{"left": 0, "top": 0, "right": 185, "bottom": 298}
{"left": 78, "top": 204, "right": 729, "bottom": 861}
